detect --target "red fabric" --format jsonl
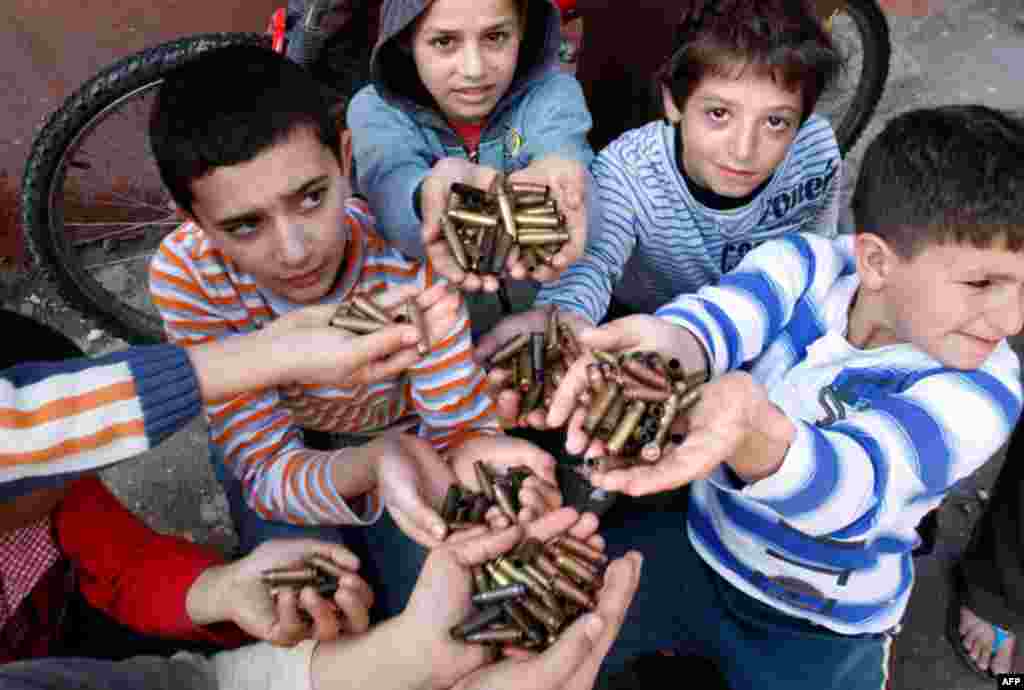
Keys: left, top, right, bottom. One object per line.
{"left": 53, "top": 476, "right": 248, "bottom": 647}
{"left": 449, "top": 119, "right": 485, "bottom": 156}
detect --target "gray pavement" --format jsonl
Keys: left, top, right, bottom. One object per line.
{"left": 2, "top": 1, "right": 1024, "bottom": 687}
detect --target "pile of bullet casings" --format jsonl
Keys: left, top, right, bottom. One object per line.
{"left": 261, "top": 555, "right": 346, "bottom": 598}
{"left": 485, "top": 307, "right": 707, "bottom": 466}
{"left": 446, "top": 460, "right": 609, "bottom": 649}
{"left": 484, "top": 306, "right": 584, "bottom": 421}
{"left": 442, "top": 174, "right": 569, "bottom": 276}
{"left": 329, "top": 290, "right": 431, "bottom": 356}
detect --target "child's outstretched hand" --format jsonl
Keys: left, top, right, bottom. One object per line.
{"left": 447, "top": 435, "right": 561, "bottom": 525}
{"left": 420, "top": 157, "right": 501, "bottom": 292}
{"left": 589, "top": 371, "right": 795, "bottom": 496}
{"left": 508, "top": 157, "right": 588, "bottom": 282}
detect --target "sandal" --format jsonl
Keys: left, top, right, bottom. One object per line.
{"left": 946, "top": 564, "right": 1013, "bottom": 679}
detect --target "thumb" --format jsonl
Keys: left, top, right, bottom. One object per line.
{"left": 349, "top": 324, "right": 421, "bottom": 359}
{"left": 527, "top": 612, "right": 604, "bottom": 687}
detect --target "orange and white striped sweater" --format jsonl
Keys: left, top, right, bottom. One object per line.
{"left": 149, "top": 199, "right": 498, "bottom": 526}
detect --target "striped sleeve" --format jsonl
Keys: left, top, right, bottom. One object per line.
{"left": 149, "top": 228, "right": 380, "bottom": 527}
{"left": 0, "top": 345, "right": 201, "bottom": 496}
{"left": 656, "top": 234, "right": 848, "bottom": 375}
{"left": 737, "top": 358, "right": 1022, "bottom": 537}
{"left": 534, "top": 139, "right": 640, "bottom": 325}
{"left": 408, "top": 263, "right": 500, "bottom": 450}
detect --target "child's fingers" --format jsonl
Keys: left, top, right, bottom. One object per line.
{"left": 447, "top": 525, "right": 523, "bottom": 567}
{"left": 565, "top": 511, "right": 601, "bottom": 544}
{"left": 546, "top": 354, "right": 593, "bottom": 428}
{"left": 496, "top": 390, "right": 524, "bottom": 429}
{"left": 268, "top": 587, "right": 309, "bottom": 646}
{"left": 521, "top": 506, "right": 581, "bottom": 542}
{"left": 331, "top": 585, "right": 372, "bottom": 635}
{"left": 523, "top": 408, "right": 548, "bottom": 430}
{"left": 358, "top": 347, "right": 424, "bottom": 384}
{"left": 298, "top": 587, "right": 343, "bottom": 641}
{"left": 520, "top": 476, "right": 563, "bottom": 511}
{"left": 564, "top": 407, "right": 591, "bottom": 456}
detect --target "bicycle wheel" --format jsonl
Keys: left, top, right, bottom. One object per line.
{"left": 816, "top": 0, "right": 891, "bottom": 154}
{"left": 21, "top": 33, "right": 269, "bottom": 345}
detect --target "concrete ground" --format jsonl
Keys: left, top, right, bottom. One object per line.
{"left": 1, "top": 1, "right": 1023, "bottom": 687}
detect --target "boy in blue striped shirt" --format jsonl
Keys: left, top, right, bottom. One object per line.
{"left": 548, "top": 105, "right": 1024, "bottom": 689}
{"left": 477, "top": 0, "right": 844, "bottom": 426}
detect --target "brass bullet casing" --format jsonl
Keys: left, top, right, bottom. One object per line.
{"left": 583, "top": 380, "right": 622, "bottom": 435}
{"left": 554, "top": 535, "right": 609, "bottom": 566}
{"left": 474, "top": 461, "right": 495, "bottom": 502}
{"left": 530, "top": 333, "right": 546, "bottom": 387}
{"left": 558, "top": 323, "right": 582, "bottom": 362}
{"left": 308, "top": 555, "right": 347, "bottom": 579}
{"left": 517, "top": 344, "right": 533, "bottom": 391}
{"left": 592, "top": 350, "right": 619, "bottom": 367}
{"left": 518, "top": 595, "right": 564, "bottom": 634}
{"left": 596, "top": 393, "right": 628, "bottom": 440}
{"left": 490, "top": 225, "right": 516, "bottom": 275}
{"left": 523, "top": 562, "right": 555, "bottom": 592}
{"left": 492, "top": 174, "right": 518, "bottom": 242}
{"left": 677, "top": 387, "right": 703, "bottom": 416}
{"left": 489, "top": 333, "right": 530, "bottom": 367}
{"left": 471, "top": 583, "right": 528, "bottom": 606}
{"left": 621, "top": 355, "right": 671, "bottom": 391}
{"left": 503, "top": 601, "right": 546, "bottom": 645}
{"left": 532, "top": 244, "right": 559, "bottom": 264}
{"left": 514, "top": 193, "right": 550, "bottom": 208}
{"left": 465, "top": 627, "right": 525, "bottom": 644}
{"left": 516, "top": 231, "right": 571, "bottom": 245}
{"left": 643, "top": 391, "right": 681, "bottom": 462}
{"left": 442, "top": 215, "right": 469, "bottom": 272}
{"left": 519, "top": 200, "right": 558, "bottom": 215}
{"left": 586, "top": 363, "right": 607, "bottom": 394}
{"left": 472, "top": 565, "right": 491, "bottom": 595}
{"left": 607, "top": 400, "right": 648, "bottom": 455}
{"left": 621, "top": 384, "right": 672, "bottom": 402}
{"left": 495, "top": 558, "right": 555, "bottom": 608}
{"left": 533, "top": 552, "right": 561, "bottom": 581}
{"left": 261, "top": 567, "right": 320, "bottom": 586}
{"left": 404, "top": 298, "right": 430, "bottom": 356}
{"left": 513, "top": 213, "right": 561, "bottom": 229}
{"left": 329, "top": 315, "right": 384, "bottom": 334}
{"left": 478, "top": 225, "right": 498, "bottom": 275}
{"left": 451, "top": 182, "right": 490, "bottom": 208}
{"left": 440, "top": 484, "right": 462, "bottom": 523}
{"left": 544, "top": 307, "right": 558, "bottom": 353}
{"left": 551, "top": 573, "right": 596, "bottom": 609}
{"left": 509, "top": 181, "right": 549, "bottom": 197}
{"left": 351, "top": 294, "right": 393, "bottom": 325}
{"left": 511, "top": 537, "right": 544, "bottom": 564}
{"left": 585, "top": 455, "right": 633, "bottom": 473}
{"left": 493, "top": 480, "right": 519, "bottom": 523}
{"left": 521, "top": 381, "right": 544, "bottom": 415}
{"left": 450, "top": 604, "right": 505, "bottom": 640}
{"left": 448, "top": 521, "right": 480, "bottom": 531}
{"left": 549, "top": 545, "right": 600, "bottom": 583}
{"left": 448, "top": 208, "right": 500, "bottom": 227}
{"left": 486, "top": 562, "right": 514, "bottom": 588}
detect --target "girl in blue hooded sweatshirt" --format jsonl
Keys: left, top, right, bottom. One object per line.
{"left": 348, "top": 0, "right": 596, "bottom": 301}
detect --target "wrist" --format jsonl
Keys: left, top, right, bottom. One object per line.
{"left": 729, "top": 398, "right": 795, "bottom": 483}
{"left": 186, "top": 562, "right": 231, "bottom": 626}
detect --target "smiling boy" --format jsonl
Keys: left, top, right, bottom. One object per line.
{"left": 147, "top": 46, "right": 557, "bottom": 619}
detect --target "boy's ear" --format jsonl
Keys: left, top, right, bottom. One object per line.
{"left": 339, "top": 128, "right": 354, "bottom": 180}
{"left": 854, "top": 232, "right": 898, "bottom": 290}
{"left": 661, "top": 85, "right": 683, "bottom": 123}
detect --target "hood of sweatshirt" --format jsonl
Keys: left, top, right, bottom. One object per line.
{"left": 368, "top": 0, "right": 564, "bottom": 130}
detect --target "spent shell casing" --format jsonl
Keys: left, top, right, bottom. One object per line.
{"left": 530, "top": 333, "right": 546, "bottom": 387}
{"left": 405, "top": 298, "right": 430, "bottom": 356}
{"left": 583, "top": 380, "right": 622, "bottom": 434}
{"left": 451, "top": 182, "right": 491, "bottom": 207}
{"left": 440, "top": 484, "right": 462, "bottom": 523}
{"left": 621, "top": 356, "right": 671, "bottom": 391}
{"left": 523, "top": 562, "right": 555, "bottom": 590}
{"left": 315, "top": 577, "right": 340, "bottom": 597}
{"left": 587, "top": 455, "right": 632, "bottom": 473}
{"left": 329, "top": 315, "right": 385, "bottom": 334}
{"left": 513, "top": 213, "right": 561, "bottom": 229}
{"left": 558, "top": 323, "right": 582, "bottom": 361}
{"left": 465, "top": 628, "right": 525, "bottom": 644}
{"left": 447, "top": 521, "right": 480, "bottom": 531}
{"left": 471, "top": 582, "right": 528, "bottom": 606}
{"left": 442, "top": 216, "right": 469, "bottom": 271}
{"left": 544, "top": 307, "right": 558, "bottom": 352}
{"left": 474, "top": 460, "right": 495, "bottom": 501}
{"left": 517, "top": 344, "right": 533, "bottom": 391}
{"left": 597, "top": 393, "right": 628, "bottom": 440}
{"left": 478, "top": 225, "right": 498, "bottom": 274}
{"left": 516, "top": 231, "right": 570, "bottom": 245}
{"left": 646, "top": 392, "right": 682, "bottom": 460}
{"left": 486, "top": 562, "right": 514, "bottom": 588}
{"left": 472, "top": 565, "right": 491, "bottom": 595}
{"left": 519, "top": 199, "right": 558, "bottom": 215}
{"left": 450, "top": 604, "right": 505, "bottom": 640}
{"left": 554, "top": 535, "right": 609, "bottom": 565}
{"left": 503, "top": 601, "right": 546, "bottom": 644}
{"left": 678, "top": 387, "right": 703, "bottom": 416}
{"left": 607, "top": 400, "right": 648, "bottom": 455}
{"left": 512, "top": 537, "right": 545, "bottom": 564}
{"left": 509, "top": 181, "right": 549, "bottom": 196}
{"left": 551, "top": 573, "right": 596, "bottom": 609}
{"left": 351, "top": 294, "right": 393, "bottom": 325}
{"left": 532, "top": 244, "right": 559, "bottom": 264}
{"left": 261, "top": 567, "right": 320, "bottom": 586}
{"left": 586, "top": 363, "right": 607, "bottom": 393}
{"left": 533, "top": 551, "right": 561, "bottom": 581}
{"left": 490, "top": 333, "right": 530, "bottom": 367}
{"left": 494, "top": 175, "right": 518, "bottom": 242}
{"left": 518, "top": 595, "right": 564, "bottom": 634}
{"left": 448, "top": 208, "right": 499, "bottom": 227}
{"left": 496, "top": 558, "right": 556, "bottom": 608}
{"left": 622, "top": 384, "right": 672, "bottom": 402}
{"left": 308, "top": 555, "right": 348, "bottom": 579}
{"left": 493, "top": 480, "right": 519, "bottom": 523}
{"left": 490, "top": 225, "right": 516, "bottom": 274}
{"left": 521, "top": 381, "right": 544, "bottom": 415}
{"left": 592, "top": 350, "right": 619, "bottom": 367}
{"left": 514, "top": 193, "right": 550, "bottom": 208}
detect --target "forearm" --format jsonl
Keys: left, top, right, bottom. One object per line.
{"left": 186, "top": 330, "right": 293, "bottom": 401}
{"left": 311, "top": 618, "right": 434, "bottom": 690}
{"left": 727, "top": 398, "right": 796, "bottom": 484}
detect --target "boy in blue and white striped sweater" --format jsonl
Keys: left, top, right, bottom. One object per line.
{"left": 476, "top": 0, "right": 844, "bottom": 425}
{"left": 548, "top": 105, "right": 1024, "bottom": 689}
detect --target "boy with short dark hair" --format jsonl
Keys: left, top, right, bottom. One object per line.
{"left": 547, "top": 104, "right": 1024, "bottom": 688}
{"left": 147, "top": 45, "right": 558, "bottom": 619}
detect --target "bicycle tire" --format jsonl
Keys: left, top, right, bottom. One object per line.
{"left": 21, "top": 32, "right": 269, "bottom": 345}
{"left": 831, "top": 0, "right": 890, "bottom": 154}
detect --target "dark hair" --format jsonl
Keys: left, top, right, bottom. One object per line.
{"left": 656, "top": 0, "right": 841, "bottom": 123}
{"left": 150, "top": 45, "right": 341, "bottom": 217}
{"left": 851, "top": 105, "right": 1024, "bottom": 257}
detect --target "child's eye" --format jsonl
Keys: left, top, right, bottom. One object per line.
{"left": 766, "top": 115, "right": 793, "bottom": 131}
{"left": 301, "top": 187, "right": 326, "bottom": 211}
{"left": 964, "top": 279, "right": 992, "bottom": 289}
{"left": 706, "top": 108, "right": 729, "bottom": 122}
{"left": 228, "top": 222, "right": 259, "bottom": 238}
{"left": 485, "top": 31, "right": 510, "bottom": 45}
{"left": 430, "top": 36, "right": 455, "bottom": 50}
